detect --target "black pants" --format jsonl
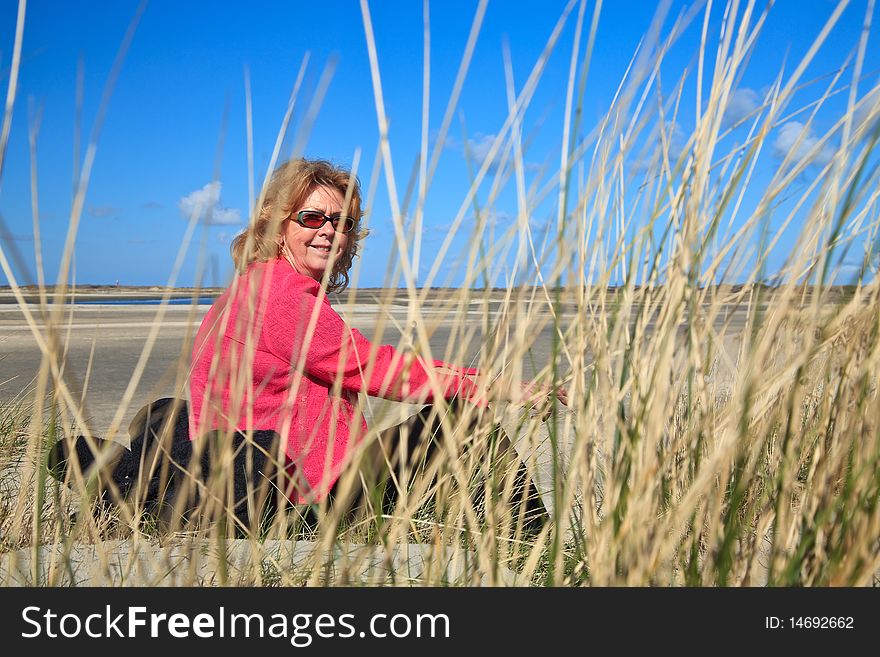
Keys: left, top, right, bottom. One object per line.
{"left": 47, "top": 398, "right": 287, "bottom": 534}
{"left": 48, "top": 398, "right": 548, "bottom": 535}
{"left": 317, "top": 403, "right": 549, "bottom": 535}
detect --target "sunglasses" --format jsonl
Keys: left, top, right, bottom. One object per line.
{"left": 292, "top": 210, "right": 356, "bottom": 233}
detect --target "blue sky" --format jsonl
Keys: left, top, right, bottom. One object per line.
{"left": 0, "top": 0, "right": 878, "bottom": 288}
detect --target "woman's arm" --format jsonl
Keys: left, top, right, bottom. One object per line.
{"left": 432, "top": 366, "right": 569, "bottom": 410}
{"left": 263, "top": 282, "right": 485, "bottom": 404}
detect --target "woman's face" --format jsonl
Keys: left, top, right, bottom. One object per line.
{"left": 281, "top": 185, "right": 349, "bottom": 282}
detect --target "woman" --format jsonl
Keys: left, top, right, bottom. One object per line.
{"left": 50, "top": 158, "right": 561, "bottom": 534}
{"left": 187, "top": 157, "right": 562, "bottom": 531}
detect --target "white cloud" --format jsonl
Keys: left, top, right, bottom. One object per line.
{"left": 723, "top": 88, "right": 759, "bottom": 127}
{"left": 632, "top": 120, "right": 687, "bottom": 172}
{"left": 431, "top": 210, "right": 537, "bottom": 234}
{"left": 853, "top": 88, "right": 880, "bottom": 136}
{"left": 88, "top": 205, "right": 121, "bottom": 219}
{"left": 664, "top": 121, "right": 687, "bottom": 162}
{"left": 466, "top": 133, "right": 496, "bottom": 164}
{"left": 772, "top": 121, "right": 835, "bottom": 167}
{"left": 178, "top": 182, "right": 242, "bottom": 225}
{"left": 473, "top": 209, "right": 512, "bottom": 228}
{"left": 491, "top": 210, "right": 513, "bottom": 226}
{"left": 431, "top": 130, "right": 459, "bottom": 151}
{"left": 833, "top": 261, "right": 864, "bottom": 283}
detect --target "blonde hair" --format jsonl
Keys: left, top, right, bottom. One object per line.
{"left": 231, "top": 158, "right": 366, "bottom": 293}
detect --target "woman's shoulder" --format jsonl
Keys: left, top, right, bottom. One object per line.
{"left": 243, "top": 259, "right": 325, "bottom": 313}
{"left": 241, "top": 259, "right": 314, "bottom": 288}
{"left": 267, "top": 260, "right": 321, "bottom": 295}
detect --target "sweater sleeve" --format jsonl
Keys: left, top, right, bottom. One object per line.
{"left": 263, "top": 276, "right": 485, "bottom": 405}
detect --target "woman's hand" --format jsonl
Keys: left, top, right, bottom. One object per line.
{"left": 520, "top": 381, "right": 568, "bottom": 406}
{"left": 431, "top": 364, "right": 568, "bottom": 416}
{"left": 517, "top": 381, "right": 568, "bottom": 420}
{"left": 486, "top": 378, "right": 568, "bottom": 420}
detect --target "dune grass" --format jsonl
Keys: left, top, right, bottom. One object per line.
{"left": 1, "top": 0, "right": 879, "bottom": 586}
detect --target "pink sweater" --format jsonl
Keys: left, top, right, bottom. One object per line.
{"left": 189, "top": 258, "right": 482, "bottom": 501}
